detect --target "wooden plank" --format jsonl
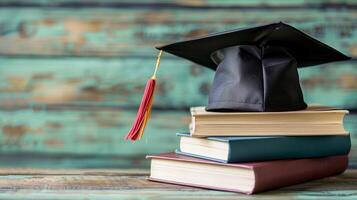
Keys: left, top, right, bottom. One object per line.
{"left": 0, "top": 57, "right": 212, "bottom": 109}
{"left": 300, "top": 63, "right": 357, "bottom": 109}
{"left": 0, "top": 57, "right": 356, "bottom": 109}
{"left": 0, "top": 168, "right": 147, "bottom": 175}
{"left": 0, "top": 153, "right": 151, "bottom": 168}
{"left": 0, "top": 0, "right": 356, "bottom": 8}
{"left": 0, "top": 190, "right": 356, "bottom": 200}
{"left": 0, "top": 109, "right": 188, "bottom": 168}
{"left": 0, "top": 109, "right": 187, "bottom": 156}
{"left": 0, "top": 169, "right": 354, "bottom": 199}
{"left": 0, "top": 0, "right": 356, "bottom": 171}
{"left": 0, "top": 108, "right": 356, "bottom": 168}
{"left": 0, "top": 7, "right": 355, "bottom": 57}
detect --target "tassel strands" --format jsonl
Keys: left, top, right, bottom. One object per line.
{"left": 125, "top": 50, "right": 163, "bottom": 141}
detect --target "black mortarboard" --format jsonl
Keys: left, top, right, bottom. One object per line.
{"left": 156, "top": 22, "right": 350, "bottom": 112}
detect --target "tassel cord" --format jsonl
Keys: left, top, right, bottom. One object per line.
{"left": 152, "top": 50, "right": 163, "bottom": 79}
{"left": 125, "top": 50, "right": 163, "bottom": 141}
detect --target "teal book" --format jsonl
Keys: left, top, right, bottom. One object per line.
{"left": 176, "top": 133, "right": 351, "bottom": 163}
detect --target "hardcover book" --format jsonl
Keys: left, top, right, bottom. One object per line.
{"left": 177, "top": 133, "right": 351, "bottom": 163}
{"left": 190, "top": 106, "right": 348, "bottom": 137}
{"left": 147, "top": 153, "right": 348, "bottom": 194}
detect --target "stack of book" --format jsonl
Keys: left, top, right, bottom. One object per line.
{"left": 147, "top": 105, "right": 351, "bottom": 194}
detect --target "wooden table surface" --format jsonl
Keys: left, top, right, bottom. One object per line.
{"left": 0, "top": 168, "right": 355, "bottom": 200}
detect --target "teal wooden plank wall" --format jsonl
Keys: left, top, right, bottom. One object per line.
{"left": 0, "top": 0, "right": 356, "bottom": 168}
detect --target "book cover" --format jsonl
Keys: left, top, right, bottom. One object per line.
{"left": 190, "top": 105, "right": 347, "bottom": 116}
{"left": 147, "top": 153, "right": 348, "bottom": 194}
{"left": 189, "top": 106, "right": 348, "bottom": 137}
{"left": 177, "top": 133, "right": 351, "bottom": 163}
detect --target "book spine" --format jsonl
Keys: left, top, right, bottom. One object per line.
{"left": 227, "top": 135, "right": 351, "bottom": 163}
{"left": 251, "top": 155, "right": 348, "bottom": 194}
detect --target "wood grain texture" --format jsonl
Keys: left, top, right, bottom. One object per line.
{"left": 0, "top": 109, "right": 188, "bottom": 155}
{"left": 0, "top": 0, "right": 357, "bottom": 170}
{"left": 0, "top": 57, "right": 356, "bottom": 109}
{"left": 0, "top": 57, "right": 211, "bottom": 108}
{"left": 0, "top": 168, "right": 355, "bottom": 199}
{"left": 0, "top": 108, "right": 356, "bottom": 168}
{"left": 1, "top": 0, "right": 357, "bottom": 8}
{"left": 0, "top": 6, "right": 355, "bottom": 57}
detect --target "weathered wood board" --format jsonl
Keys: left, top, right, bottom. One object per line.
{"left": 0, "top": 7, "right": 356, "bottom": 57}
{"left": 0, "top": 0, "right": 357, "bottom": 169}
{"left": 0, "top": 57, "right": 212, "bottom": 109}
{"left": 0, "top": 57, "right": 356, "bottom": 109}
{"left": 0, "top": 108, "right": 356, "bottom": 168}
{"left": 0, "top": 168, "right": 355, "bottom": 200}
{"left": 0, "top": 109, "right": 189, "bottom": 168}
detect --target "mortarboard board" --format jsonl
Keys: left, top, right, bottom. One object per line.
{"left": 125, "top": 22, "right": 350, "bottom": 141}
{"left": 156, "top": 22, "right": 350, "bottom": 112}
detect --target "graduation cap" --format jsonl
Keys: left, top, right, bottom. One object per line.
{"left": 125, "top": 22, "right": 350, "bottom": 141}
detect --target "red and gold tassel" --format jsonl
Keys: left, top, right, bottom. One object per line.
{"left": 125, "top": 50, "right": 163, "bottom": 141}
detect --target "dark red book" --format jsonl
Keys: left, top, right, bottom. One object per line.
{"left": 147, "top": 153, "right": 348, "bottom": 194}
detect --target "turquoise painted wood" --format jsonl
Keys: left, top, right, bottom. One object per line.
{"left": 0, "top": 109, "right": 188, "bottom": 155}
{"left": 0, "top": 57, "right": 356, "bottom": 109}
{"left": 0, "top": 168, "right": 356, "bottom": 200}
{"left": 0, "top": 0, "right": 356, "bottom": 169}
{"left": 0, "top": 108, "right": 356, "bottom": 168}
{"left": 0, "top": 4, "right": 356, "bottom": 57}
{"left": 0, "top": 57, "right": 212, "bottom": 109}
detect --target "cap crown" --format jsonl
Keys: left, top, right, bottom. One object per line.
{"left": 207, "top": 45, "right": 307, "bottom": 112}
